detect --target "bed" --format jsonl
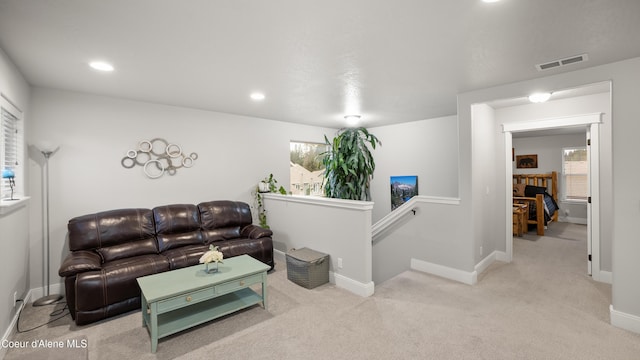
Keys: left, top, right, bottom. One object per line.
{"left": 513, "top": 171, "right": 559, "bottom": 236}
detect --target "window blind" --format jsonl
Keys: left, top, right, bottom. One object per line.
{"left": 1, "top": 105, "right": 22, "bottom": 200}
{"left": 562, "top": 147, "right": 588, "bottom": 201}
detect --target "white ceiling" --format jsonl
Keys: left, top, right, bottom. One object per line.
{"left": 0, "top": 0, "right": 639, "bottom": 129}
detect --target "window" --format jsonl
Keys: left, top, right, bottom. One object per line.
{"left": 290, "top": 141, "right": 328, "bottom": 196}
{"left": 562, "top": 147, "right": 587, "bottom": 201}
{"left": 1, "top": 96, "right": 23, "bottom": 201}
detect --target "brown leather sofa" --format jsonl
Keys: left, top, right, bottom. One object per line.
{"left": 58, "top": 200, "right": 273, "bottom": 325}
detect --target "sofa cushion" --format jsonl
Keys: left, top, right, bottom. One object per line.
{"left": 153, "top": 204, "right": 204, "bottom": 252}
{"left": 75, "top": 254, "right": 170, "bottom": 312}
{"left": 202, "top": 228, "right": 242, "bottom": 242}
{"left": 157, "top": 231, "right": 204, "bottom": 253}
{"left": 198, "top": 200, "right": 252, "bottom": 229}
{"left": 97, "top": 237, "right": 159, "bottom": 263}
{"left": 68, "top": 208, "right": 155, "bottom": 251}
{"left": 59, "top": 250, "right": 102, "bottom": 277}
{"left": 162, "top": 244, "right": 210, "bottom": 269}
{"left": 153, "top": 204, "right": 200, "bottom": 234}
{"left": 214, "top": 237, "right": 273, "bottom": 267}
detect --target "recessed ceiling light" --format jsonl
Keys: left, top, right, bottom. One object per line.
{"left": 482, "top": 0, "right": 501, "bottom": 3}
{"left": 250, "top": 93, "right": 265, "bottom": 101}
{"left": 89, "top": 61, "right": 114, "bottom": 72}
{"left": 344, "top": 115, "right": 361, "bottom": 126}
{"left": 528, "top": 92, "right": 552, "bottom": 103}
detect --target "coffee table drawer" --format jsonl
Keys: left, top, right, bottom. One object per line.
{"left": 216, "top": 273, "right": 263, "bottom": 295}
{"left": 157, "top": 287, "right": 215, "bottom": 313}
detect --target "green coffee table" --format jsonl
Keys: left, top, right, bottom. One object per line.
{"left": 136, "top": 254, "right": 270, "bottom": 353}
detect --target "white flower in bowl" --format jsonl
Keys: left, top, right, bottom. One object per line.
{"left": 199, "top": 245, "right": 224, "bottom": 264}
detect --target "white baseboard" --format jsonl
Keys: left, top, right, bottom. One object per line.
{"left": 411, "top": 258, "right": 476, "bottom": 285}
{"left": 594, "top": 270, "right": 612, "bottom": 284}
{"left": 274, "top": 248, "right": 286, "bottom": 264}
{"left": 495, "top": 251, "right": 509, "bottom": 262}
{"left": 610, "top": 305, "right": 640, "bottom": 334}
{"left": 332, "top": 273, "right": 375, "bottom": 297}
{"left": 29, "top": 283, "right": 64, "bottom": 302}
{"left": 475, "top": 251, "right": 497, "bottom": 276}
{"left": 1, "top": 290, "right": 33, "bottom": 359}
{"left": 275, "top": 249, "right": 374, "bottom": 297}
{"left": 558, "top": 216, "right": 587, "bottom": 225}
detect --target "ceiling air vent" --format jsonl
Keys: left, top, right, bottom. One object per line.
{"left": 536, "top": 54, "right": 588, "bottom": 71}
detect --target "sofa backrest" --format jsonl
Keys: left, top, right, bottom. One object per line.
{"left": 152, "top": 204, "right": 204, "bottom": 252}
{"left": 67, "top": 208, "right": 158, "bottom": 263}
{"left": 67, "top": 201, "right": 256, "bottom": 262}
{"left": 198, "top": 200, "right": 252, "bottom": 242}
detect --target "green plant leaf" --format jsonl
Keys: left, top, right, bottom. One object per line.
{"left": 321, "top": 127, "right": 381, "bottom": 200}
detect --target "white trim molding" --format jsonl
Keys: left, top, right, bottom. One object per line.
{"left": 475, "top": 251, "right": 508, "bottom": 276}
{"left": 597, "top": 270, "right": 612, "bottom": 284}
{"left": 372, "top": 196, "right": 460, "bottom": 239}
{"left": 1, "top": 290, "right": 32, "bottom": 360}
{"left": 610, "top": 305, "right": 640, "bottom": 334}
{"left": 0, "top": 196, "right": 30, "bottom": 216}
{"left": 262, "top": 193, "right": 374, "bottom": 211}
{"left": 411, "top": 258, "right": 477, "bottom": 285}
{"left": 502, "top": 112, "right": 603, "bottom": 133}
{"left": 332, "top": 273, "right": 375, "bottom": 297}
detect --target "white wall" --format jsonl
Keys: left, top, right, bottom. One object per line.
{"left": 0, "top": 47, "right": 31, "bottom": 353}
{"left": 459, "top": 57, "right": 640, "bottom": 334}
{"left": 27, "top": 87, "right": 337, "bottom": 296}
{"left": 372, "top": 197, "right": 465, "bottom": 284}
{"left": 263, "top": 194, "right": 374, "bottom": 296}
{"left": 471, "top": 104, "right": 502, "bottom": 264}
{"left": 368, "top": 115, "right": 459, "bottom": 222}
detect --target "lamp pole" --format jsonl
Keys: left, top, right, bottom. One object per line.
{"left": 33, "top": 147, "right": 63, "bottom": 306}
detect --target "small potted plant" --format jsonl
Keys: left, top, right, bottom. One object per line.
{"left": 254, "top": 174, "right": 287, "bottom": 228}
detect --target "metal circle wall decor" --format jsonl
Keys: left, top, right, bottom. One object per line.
{"left": 121, "top": 138, "right": 198, "bottom": 179}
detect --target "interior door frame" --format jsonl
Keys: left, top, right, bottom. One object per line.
{"left": 502, "top": 113, "right": 603, "bottom": 280}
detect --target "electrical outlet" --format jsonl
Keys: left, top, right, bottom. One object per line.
{"left": 337, "top": 258, "right": 343, "bottom": 269}
{"left": 480, "top": 246, "right": 483, "bottom": 256}
{"left": 13, "top": 291, "right": 17, "bottom": 307}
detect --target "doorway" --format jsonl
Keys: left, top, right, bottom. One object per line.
{"left": 504, "top": 114, "right": 603, "bottom": 280}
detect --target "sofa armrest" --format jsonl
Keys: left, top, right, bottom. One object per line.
{"left": 240, "top": 224, "right": 273, "bottom": 239}
{"left": 58, "top": 250, "right": 102, "bottom": 277}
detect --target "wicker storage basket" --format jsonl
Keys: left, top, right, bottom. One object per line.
{"left": 286, "top": 247, "right": 329, "bottom": 289}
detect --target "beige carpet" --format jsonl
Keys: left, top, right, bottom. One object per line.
{"left": 5, "top": 223, "right": 640, "bottom": 359}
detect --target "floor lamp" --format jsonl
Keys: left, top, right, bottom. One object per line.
{"left": 33, "top": 144, "right": 63, "bottom": 306}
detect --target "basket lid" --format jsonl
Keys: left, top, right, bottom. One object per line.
{"left": 286, "top": 247, "right": 327, "bottom": 262}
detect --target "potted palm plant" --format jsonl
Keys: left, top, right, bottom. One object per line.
{"left": 322, "top": 127, "right": 381, "bottom": 201}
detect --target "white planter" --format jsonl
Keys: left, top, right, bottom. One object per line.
{"left": 258, "top": 182, "right": 270, "bottom": 193}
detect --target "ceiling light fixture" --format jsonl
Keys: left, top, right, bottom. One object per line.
{"left": 344, "top": 115, "right": 361, "bottom": 126}
{"left": 528, "top": 92, "right": 552, "bottom": 103}
{"left": 250, "top": 92, "right": 265, "bottom": 101}
{"left": 482, "top": 0, "right": 501, "bottom": 3}
{"left": 89, "top": 61, "right": 114, "bottom": 72}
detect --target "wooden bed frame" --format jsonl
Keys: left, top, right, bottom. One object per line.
{"left": 513, "top": 171, "right": 559, "bottom": 235}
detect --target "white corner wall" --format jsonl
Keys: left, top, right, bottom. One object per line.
{"left": 27, "top": 87, "right": 337, "bottom": 299}
{"left": 0, "top": 46, "right": 31, "bottom": 356}
{"left": 369, "top": 115, "right": 459, "bottom": 223}
{"left": 263, "top": 194, "right": 374, "bottom": 296}
{"left": 458, "top": 57, "right": 640, "bottom": 334}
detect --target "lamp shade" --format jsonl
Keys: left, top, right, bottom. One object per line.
{"left": 35, "top": 141, "right": 59, "bottom": 153}
{"left": 2, "top": 168, "right": 15, "bottom": 179}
